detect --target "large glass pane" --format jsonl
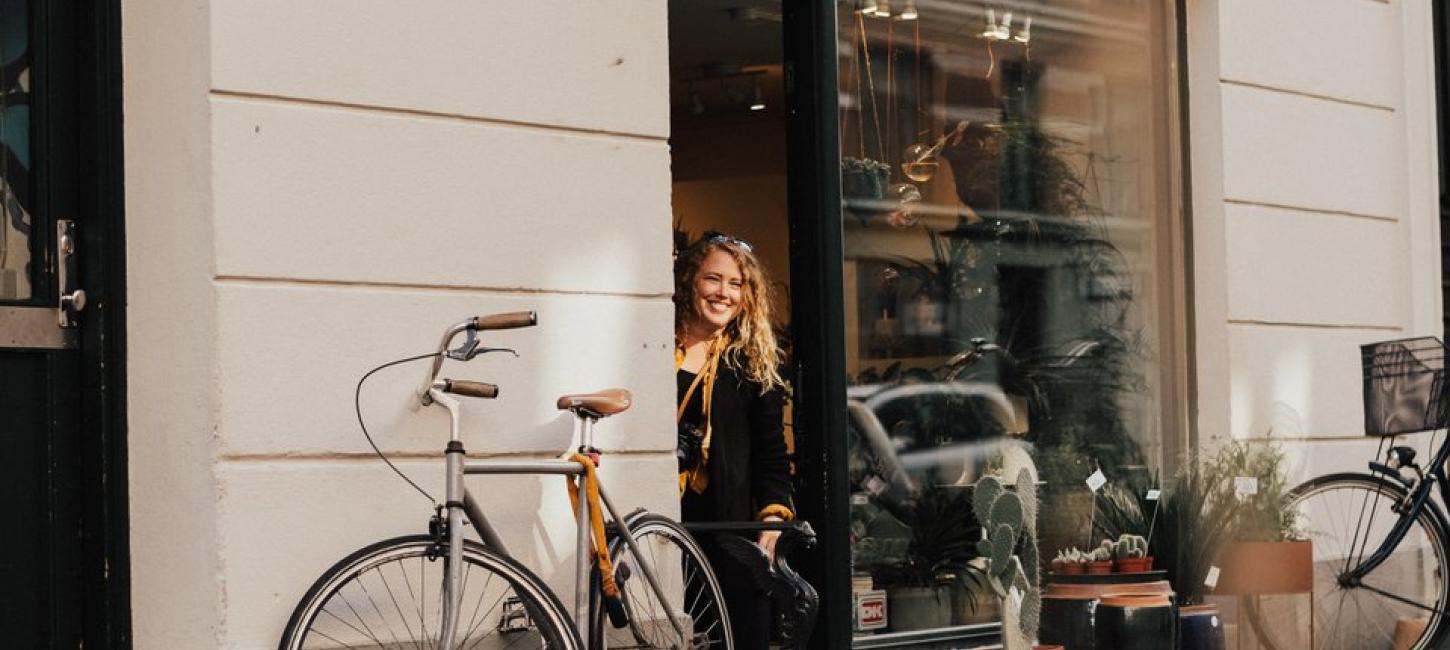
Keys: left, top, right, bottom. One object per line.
{"left": 0, "top": 0, "right": 30, "bottom": 301}
{"left": 838, "top": 0, "right": 1181, "bottom": 639}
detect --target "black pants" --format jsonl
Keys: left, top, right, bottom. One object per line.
{"left": 692, "top": 534, "right": 771, "bottom": 649}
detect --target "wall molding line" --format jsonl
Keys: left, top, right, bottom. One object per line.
{"left": 214, "top": 274, "right": 673, "bottom": 300}
{"left": 1220, "top": 78, "right": 1395, "bottom": 112}
{"left": 1223, "top": 198, "right": 1398, "bottom": 223}
{"left": 210, "top": 89, "right": 670, "bottom": 145}
{"left": 1226, "top": 318, "right": 1404, "bottom": 332}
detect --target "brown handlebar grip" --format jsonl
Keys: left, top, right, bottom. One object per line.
{"left": 444, "top": 379, "right": 500, "bottom": 399}
{"left": 474, "top": 311, "right": 538, "bottom": 331}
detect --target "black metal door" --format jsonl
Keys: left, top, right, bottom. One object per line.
{"left": 0, "top": 1, "right": 127, "bottom": 648}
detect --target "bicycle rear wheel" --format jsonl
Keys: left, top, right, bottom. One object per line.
{"left": 1243, "top": 473, "right": 1449, "bottom": 650}
{"left": 279, "top": 534, "right": 582, "bottom": 650}
{"left": 594, "top": 513, "right": 734, "bottom": 649}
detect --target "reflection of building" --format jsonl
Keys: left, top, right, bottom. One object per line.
{"left": 5, "top": 1, "right": 1447, "bottom": 649}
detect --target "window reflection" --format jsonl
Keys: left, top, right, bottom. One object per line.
{"left": 839, "top": 0, "right": 1179, "bottom": 638}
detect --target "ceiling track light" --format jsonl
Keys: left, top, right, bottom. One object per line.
{"left": 857, "top": 0, "right": 879, "bottom": 15}
{"left": 898, "top": 0, "right": 918, "bottom": 21}
{"left": 872, "top": 0, "right": 892, "bottom": 18}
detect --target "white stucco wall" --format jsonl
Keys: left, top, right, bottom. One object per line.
{"left": 125, "top": 2, "right": 676, "bottom": 648}
{"left": 1188, "top": 0, "right": 1443, "bottom": 479}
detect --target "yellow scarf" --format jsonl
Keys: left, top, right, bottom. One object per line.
{"left": 676, "top": 336, "right": 725, "bottom": 494}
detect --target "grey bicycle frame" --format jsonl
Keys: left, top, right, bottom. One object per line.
{"left": 424, "top": 343, "right": 687, "bottom": 649}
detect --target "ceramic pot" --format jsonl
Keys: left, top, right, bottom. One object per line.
{"left": 886, "top": 585, "right": 952, "bottom": 632}
{"left": 1094, "top": 594, "right": 1177, "bottom": 650}
{"left": 1178, "top": 603, "right": 1226, "bottom": 650}
{"left": 1039, "top": 595, "right": 1096, "bottom": 650}
{"left": 1085, "top": 561, "right": 1113, "bottom": 575}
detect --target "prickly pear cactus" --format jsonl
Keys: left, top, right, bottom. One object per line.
{"left": 972, "top": 469, "right": 1042, "bottom": 649}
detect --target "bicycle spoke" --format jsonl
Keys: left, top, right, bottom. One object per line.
{"left": 1359, "top": 580, "right": 1443, "bottom": 614}
{"left": 380, "top": 560, "right": 425, "bottom": 650}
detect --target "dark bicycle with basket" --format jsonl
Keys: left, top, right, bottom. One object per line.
{"left": 1243, "top": 337, "right": 1450, "bottom": 650}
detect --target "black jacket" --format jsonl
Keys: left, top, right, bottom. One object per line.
{"left": 679, "top": 362, "right": 793, "bottom": 523}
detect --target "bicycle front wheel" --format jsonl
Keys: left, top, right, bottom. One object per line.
{"left": 1244, "top": 473, "right": 1450, "bottom": 650}
{"left": 279, "top": 534, "right": 582, "bottom": 650}
{"left": 594, "top": 513, "right": 734, "bottom": 649}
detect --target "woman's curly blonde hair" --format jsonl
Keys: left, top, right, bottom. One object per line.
{"left": 674, "top": 236, "right": 785, "bottom": 392}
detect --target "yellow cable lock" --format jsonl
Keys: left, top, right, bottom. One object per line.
{"left": 565, "top": 453, "right": 628, "bottom": 628}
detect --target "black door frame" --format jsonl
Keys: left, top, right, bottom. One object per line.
{"left": 72, "top": 0, "right": 128, "bottom": 646}
{"left": 782, "top": 3, "right": 851, "bottom": 649}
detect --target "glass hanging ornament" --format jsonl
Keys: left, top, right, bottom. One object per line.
{"left": 901, "top": 120, "right": 968, "bottom": 183}
{"left": 885, "top": 182, "right": 922, "bottom": 229}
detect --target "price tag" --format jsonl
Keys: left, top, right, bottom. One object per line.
{"left": 1234, "top": 477, "right": 1259, "bottom": 497}
{"left": 1204, "top": 566, "right": 1221, "bottom": 588}
{"left": 1146, "top": 489, "right": 1161, "bottom": 501}
{"left": 1086, "top": 469, "right": 1107, "bottom": 492}
{"left": 851, "top": 493, "right": 870, "bottom": 506}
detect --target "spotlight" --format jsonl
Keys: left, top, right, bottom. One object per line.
{"left": 749, "top": 81, "right": 765, "bottom": 111}
{"left": 858, "top": 0, "right": 879, "bottom": 15}
{"left": 873, "top": 0, "right": 891, "bottom": 18}
{"left": 899, "top": 0, "right": 917, "bottom": 20}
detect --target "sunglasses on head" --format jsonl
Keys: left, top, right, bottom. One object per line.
{"left": 703, "top": 231, "right": 754, "bottom": 253}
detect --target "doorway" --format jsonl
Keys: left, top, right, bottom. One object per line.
{"left": 0, "top": 0, "right": 127, "bottom": 647}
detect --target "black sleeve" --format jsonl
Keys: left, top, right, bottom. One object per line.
{"left": 748, "top": 383, "right": 794, "bottom": 518}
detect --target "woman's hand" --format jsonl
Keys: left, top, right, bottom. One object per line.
{"left": 757, "top": 515, "right": 784, "bottom": 563}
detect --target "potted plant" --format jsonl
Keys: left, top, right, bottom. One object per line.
{"left": 1209, "top": 441, "right": 1311, "bottom": 595}
{"left": 1108, "top": 534, "right": 1153, "bottom": 573}
{"left": 1051, "top": 548, "right": 1086, "bottom": 575}
{"left": 972, "top": 469, "right": 1060, "bottom": 650}
{"left": 859, "top": 484, "right": 985, "bottom": 632}
{"left": 1084, "top": 547, "right": 1113, "bottom": 575}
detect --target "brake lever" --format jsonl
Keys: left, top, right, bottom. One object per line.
{"left": 446, "top": 329, "right": 481, "bottom": 361}
{"left": 468, "top": 347, "right": 518, "bottom": 361}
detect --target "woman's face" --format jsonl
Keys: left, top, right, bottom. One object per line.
{"left": 690, "top": 249, "right": 744, "bottom": 333}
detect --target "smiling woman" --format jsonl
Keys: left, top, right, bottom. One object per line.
{"left": 673, "top": 233, "right": 794, "bottom": 649}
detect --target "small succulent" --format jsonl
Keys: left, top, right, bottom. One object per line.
{"left": 1114, "top": 534, "right": 1148, "bottom": 559}
{"left": 1054, "top": 548, "right": 1087, "bottom": 564}
{"left": 1088, "top": 547, "right": 1112, "bottom": 563}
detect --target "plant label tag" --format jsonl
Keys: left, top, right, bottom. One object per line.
{"left": 1086, "top": 469, "right": 1107, "bottom": 492}
{"left": 1008, "top": 586, "right": 1024, "bottom": 616}
{"left": 1146, "top": 489, "right": 1161, "bottom": 501}
{"left": 1234, "top": 476, "right": 1258, "bottom": 497}
{"left": 1205, "top": 565, "right": 1221, "bottom": 588}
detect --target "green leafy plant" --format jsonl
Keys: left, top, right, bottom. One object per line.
{"left": 1211, "top": 440, "right": 1302, "bottom": 542}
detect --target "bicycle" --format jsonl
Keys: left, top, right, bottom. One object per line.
{"left": 1244, "top": 336, "right": 1450, "bottom": 650}
{"left": 277, "top": 312, "right": 735, "bottom": 650}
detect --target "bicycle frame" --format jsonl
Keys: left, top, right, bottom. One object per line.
{"left": 428, "top": 387, "right": 688, "bottom": 649}
{"left": 1341, "top": 433, "right": 1450, "bottom": 615}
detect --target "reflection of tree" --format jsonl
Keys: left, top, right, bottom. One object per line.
{"left": 0, "top": 1, "right": 31, "bottom": 295}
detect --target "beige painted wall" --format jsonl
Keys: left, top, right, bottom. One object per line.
{"left": 1187, "top": 0, "right": 1443, "bottom": 481}
{"left": 125, "top": 2, "right": 677, "bottom": 648}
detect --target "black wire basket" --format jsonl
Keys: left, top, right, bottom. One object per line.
{"left": 1361, "top": 337, "right": 1449, "bottom": 436}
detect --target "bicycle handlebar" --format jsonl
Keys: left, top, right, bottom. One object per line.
{"left": 419, "top": 311, "right": 537, "bottom": 406}
{"left": 474, "top": 311, "right": 537, "bottom": 330}
{"left": 442, "top": 379, "right": 500, "bottom": 399}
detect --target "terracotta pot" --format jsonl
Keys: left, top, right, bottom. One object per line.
{"left": 1085, "top": 561, "right": 1113, "bottom": 575}
{"left": 1212, "top": 540, "right": 1312, "bottom": 595}
{"left": 1113, "top": 556, "right": 1153, "bottom": 573}
{"left": 1035, "top": 646, "right": 1065, "bottom": 650}
{"left": 1058, "top": 562, "right": 1085, "bottom": 575}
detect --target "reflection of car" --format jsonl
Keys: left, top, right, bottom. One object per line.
{"left": 846, "top": 379, "right": 1038, "bottom": 500}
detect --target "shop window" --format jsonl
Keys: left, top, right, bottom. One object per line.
{"left": 837, "top": 1, "right": 1184, "bottom": 643}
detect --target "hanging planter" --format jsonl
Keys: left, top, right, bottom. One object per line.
{"left": 842, "top": 157, "right": 892, "bottom": 223}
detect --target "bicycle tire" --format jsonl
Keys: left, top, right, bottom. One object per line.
{"left": 592, "top": 513, "right": 734, "bottom": 649}
{"left": 279, "top": 534, "right": 583, "bottom": 650}
{"left": 1242, "top": 472, "right": 1450, "bottom": 650}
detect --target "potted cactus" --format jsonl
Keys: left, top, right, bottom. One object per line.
{"left": 1051, "top": 548, "right": 1087, "bottom": 575}
{"left": 1108, "top": 534, "right": 1153, "bottom": 573}
{"left": 972, "top": 469, "right": 1045, "bottom": 650}
{"left": 1084, "top": 546, "right": 1114, "bottom": 575}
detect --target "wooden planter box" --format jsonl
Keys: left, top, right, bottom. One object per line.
{"left": 1211, "top": 540, "right": 1313, "bottom": 595}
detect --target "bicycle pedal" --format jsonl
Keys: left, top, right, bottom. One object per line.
{"left": 497, "top": 596, "right": 534, "bottom": 634}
